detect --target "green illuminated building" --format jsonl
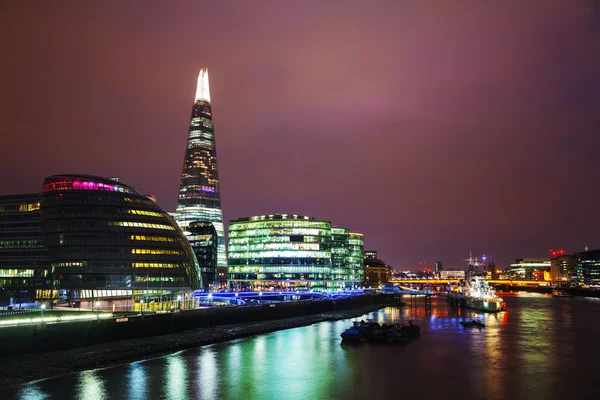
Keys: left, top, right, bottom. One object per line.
{"left": 331, "top": 227, "right": 350, "bottom": 282}
{"left": 227, "top": 215, "right": 363, "bottom": 291}
{"left": 348, "top": 232, "right": 365, "bottom": 283}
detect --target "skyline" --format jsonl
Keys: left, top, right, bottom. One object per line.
{"left": 2, "top": 1, "right": 600, "bottom": 269}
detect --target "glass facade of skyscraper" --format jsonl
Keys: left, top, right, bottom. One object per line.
{"left": 331, "top": 227, "right": 350, "bottom": 282}
{"left": 187, "top": 221, "right": 218, "bottom": 291}
{"left": 174, "top": 68, "right": 226, "bottom": 268}
{"left": 579, "top": 250, "right": 600, "bottom": 287}
{"left": 348, "top": 232, "right": 365, "bottom": 283}
{"left": 228, "top": 215, "right": 363, "bottom": 291}
{"left": 0, "top": 193, "right": 50, "bottom": 303}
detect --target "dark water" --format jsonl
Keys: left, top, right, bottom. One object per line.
{"left": 6, "top": 293, "right": 600, "bottom": 400}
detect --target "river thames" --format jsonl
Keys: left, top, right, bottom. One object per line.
{"left": 6, "top": 293, "right": 600, "bottom": 400}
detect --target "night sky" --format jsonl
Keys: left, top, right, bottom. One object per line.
{"left": 2, "top": 1, "right": 600, "bottom": 270}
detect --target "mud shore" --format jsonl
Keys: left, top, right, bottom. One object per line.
{"left": 0, "top": 303, "right": 386, "bottom": 388}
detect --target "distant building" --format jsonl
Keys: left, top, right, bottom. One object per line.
{"left": 434, "top": 261, "right": 443, "bottom": 277}
{"left": 550, "top": 254, "right": 581, "bottom": 286}
{"left": 0, "top": 193, "right": 50, "bottom": 305}
{"left": 440, "top": 270, "right": 465, "bottom": 280}
{"left": 508, "top": 259, "right": 551, "bottom": 281}
{"left": 578, "top": 249, "right": 600, "bottom": 287}
{"left": 363, "top": 251, "right": 391, "bottom": 288}
{"left": 227, "top": 214, "right": 363, "bottom": 291}
{"left": 487, "top": 261, "right": 498, "bottom": 280}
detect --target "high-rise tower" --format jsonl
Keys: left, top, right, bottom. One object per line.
{"left": 175, "top": 68, "right": 226, "bottom": 269}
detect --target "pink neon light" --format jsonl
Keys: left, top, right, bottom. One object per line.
{"left": 43, "top": 178, "right": 133, "bottom": 194}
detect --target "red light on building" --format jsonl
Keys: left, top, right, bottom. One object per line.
{"left": 551, "top": 249, "right": 565, "bottom": 257}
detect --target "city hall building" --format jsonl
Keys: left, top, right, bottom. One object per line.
{"left": 1, "top": 175, "right": 203, "bottom": 309}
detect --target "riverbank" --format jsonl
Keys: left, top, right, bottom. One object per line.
{"left": 0, "top": 303, "right": 387, "bottom": 388}
{"left": 496, "top": 285, "right": 600, "bottom": 298}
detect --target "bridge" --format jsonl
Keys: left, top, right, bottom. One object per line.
{"left": 388, "top": 279, "right": 550, "bottom": 286}
{"left": 192, "top": 290, "right": 367, "bottom": 306}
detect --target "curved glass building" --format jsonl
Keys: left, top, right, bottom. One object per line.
{"left": 228, "top": 214, "right": 362, "bottom": 291}
{"left": 40, "top": 175, "right": 202, "bottom": 307}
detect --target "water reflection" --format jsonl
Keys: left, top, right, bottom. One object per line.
{"left": 197, "top": 349, "right": 218, "bottom": 400}
{"left": 126, "top": 362, "right": 148, "bottom": 400}
{"left": 5, "top": 295, "right": 600, "bottom": 400}
{"left": 18, "top": 383, "right": 50, "bottom": 400}
{"left": 76, "top": 370, "right": 107, "bottom": 400}
{"left": 164, "top": 354, "right": 188, "bottom": 400}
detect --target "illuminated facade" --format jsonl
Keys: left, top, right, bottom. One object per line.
{"left": 508, "top": 259, "right": 551, "bottom": 281}
{"left": 363, "top": 251, "right": 390, "bottom": 288}
{"left": 331, "top": 227, "right": 351, "bottom": 282}
{"left": 580, "top": 249, "right": 600, "bottom": 287}
{"left": 550, "top": 254, "right": 581, "bottom": 286}
{"left": 348, "top": 232, "right": 365, "bottom": 283}
{"left": 0, "top": 194, "right": 51, "bottom": 303}
{"left": 364, "top": 250, "right": 378, "bottom": 260}
{"left": 228, "top": 215, "right": 363, "bottom": 291}
{"left": 40, "top": 175, "right": 202, "bottom": 303}
{"left": 174, "top": 68, "right": 226, "bottom": 269}
{"left": 187, "top": 221, "right": 219, "bottom": 291}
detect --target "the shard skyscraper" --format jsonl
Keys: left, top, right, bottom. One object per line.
{"left": 175, "top": 68, "right": 226, "bottom": 268}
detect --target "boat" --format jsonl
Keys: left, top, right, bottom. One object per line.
{"left": 552, "top": 289, "right": 571, "bottom": 297}
{"left": 388, "top": 324, "right": 420, "bottom": 343}
{"left": 343, "top": 321, "right": 420, "bottom": 344}
{"left": 340, "top": 320, "right": 379, "bottom": 342}
{"left": 460, "top": 252, "right": 504, "bottom": 313}
{"left": 460, "top": 319, "right": 485, "bottom": 328}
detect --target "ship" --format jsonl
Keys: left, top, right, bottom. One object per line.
{"left": 459, "top": 252, "right": 505, "bottom": 312}
{"left": 552, "top": 289, "right": 571, "bottom": 297}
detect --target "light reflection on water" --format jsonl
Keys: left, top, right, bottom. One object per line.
{"left": 164, "top": 354, "right": 187, "bottom": 400}
{"left": 126, "top": 362, "right": 147, "bottom": 400}
{"left": 9, "top": 294, "right": 600, "bottom": 400}
{"left": 75, "top": 371, "right": 107, "bottom": 400}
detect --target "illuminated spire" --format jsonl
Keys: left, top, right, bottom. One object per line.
{"left": 195, "top": 67, "right": 211, "bottom": 102}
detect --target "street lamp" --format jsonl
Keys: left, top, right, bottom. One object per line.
{"left": 140, "top": 299, "right": 144, "bottom": 315}
{"left": 208, "top": 293, "right": 213, "bottom": 307}
{"left": 40, "top": 303, "right": 46, "bottom": 322}
{"left": 95, "top": 301, "right": 100, "bottom": 318}
{"left": 177, "top": 295, "right": 182, "bottom": 310}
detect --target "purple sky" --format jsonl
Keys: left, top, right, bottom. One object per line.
{"left": 1, "top": 1, "right": 600, "bottom": 270}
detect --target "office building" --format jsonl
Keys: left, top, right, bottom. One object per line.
{"left": 440, "top": 270, "right": 466, "bottom": 280}
{"left": 508, "top": 259, "right": 551, "bottom": 280}
{"left": 550, "top": 254, "right": 581, "bottom": 286}
{"left": 348, "top": 233, "right": 365, "bottom": 283}
{"left": 174, "top": 68, "right": 226, "bottom": 269}
{"left": 228, "top": 214, "right": 363, "bottom": 291}
{"left": 331, "top": 227, "right": 351, "bottom": 282}
{"left": 578, "top": 249, "right": 600, "bottom": 287}
{"left": 363, "top": 251, "right": 391, "bottom": 288}
{"left": 0, "top": 193, "right": 50, "bottom": 304}
{"left": 187, "top": 221, "right": 219, "bottom": 291}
